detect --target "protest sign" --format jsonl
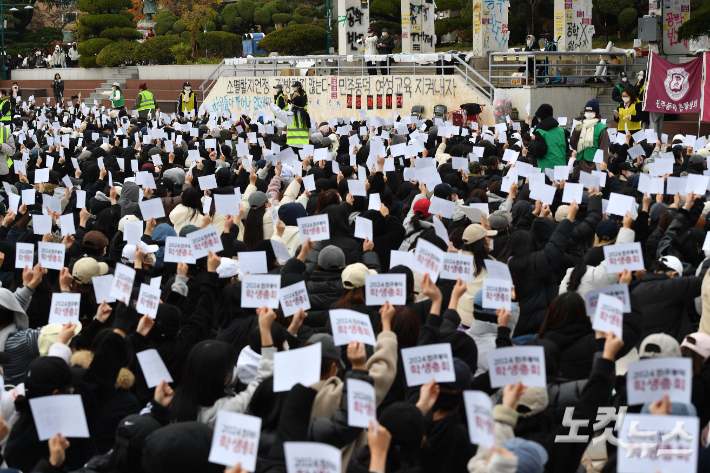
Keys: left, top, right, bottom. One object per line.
{"left": 136, "top": 349, "right": 173, "bottom": 388}
{"left": 297, "top": 215, "right": 330, "bottom": 242}
{"left": 48, "top": 293, "right": 81, "bottom": 325}
{"left": 329, "top": 309, "right": 376, "bottom": 346}
{"left": 29, "top": 395, "right": 90, "bottom": 441}
{"left": 365, "top": 274, "right": 406, "bottom": 306}
{"left": 626, "top": 357, "right": 692, "bottom": 406}
{"left": 279, "top": 281, "right": 311, "bottom": 317}
{"left": 463, "top": 391, "right": 495, "bottom": 447}
{"left": 603, "top": 242, "right": 644, "bottom": 273}
{"left": 347, "top": 378, "right": 377, "bottom": 429}
{"left": 136, "top": 283, "right": 161, "bottom": 318}
{"left": 208, "top": 411, "right": 262, "bottom": 471}
{"left": 241, "top": 275, "right": 281, "bottom": 309}
{"left": 401, "top": 343, "right": 456, "bottom": 386}
{"left": 591, "top": 294, "right": 624, "bottom": 338}
{"left": 273, "top": 343, "right": 322, "bottom": 392}
{"left": 487, "top": 346, "right": 547, "bottom": 388}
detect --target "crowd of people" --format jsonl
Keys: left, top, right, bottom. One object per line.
{"left": 8, "top": 44, "right": 80, "bottom": 75}
{"left": 0, "top": 73, "right": 706, "bottom": 473}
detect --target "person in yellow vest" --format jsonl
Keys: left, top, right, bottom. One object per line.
{"left": 0, "top": 90, "right": 11, "bottom": 125}
{"left": 527, "top": 103, "right": 568, "bottom": 171}
{"left": 287, "top": 81, "right": 310, "bottom": 148}
{"left": 135, "top": 83, "right": 155, "bottom": 120}
{"left": 614, "top": 88, "right": 642, "bottom": 132}
{"left": 570, "top": 99, "right": 610, "bottom": 174}
{"left": 273, "top": 84, "right": 288, "bottom": 110}
{"left": 0, "top": 125, "right": 16, "bottom": 176}
{"left": 178, "top": 81, "right": 197, "bottom": 117}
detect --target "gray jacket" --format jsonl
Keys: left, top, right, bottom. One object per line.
{"left": 0, "top": 134, "right": 16, "bottom": 175}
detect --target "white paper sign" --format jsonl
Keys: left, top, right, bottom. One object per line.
{"left": 273, "top": 343, "right": 322, "bottom": 392}
{"left": 21, "top": 188, "right": 35, "bottom": 206}
{"left": 163, "top": 236, "right": 197, "bottom": 264}
{"left": 440, "top": 253, "right": 475, "bottom": 282}
{"left": 329, "top": 309, "right": 376, "bottom": 346}
{"left": 412, "top": 238, "right": 444, "bottom": 282}
{"left": 354, "top": 216, "right": 373, "bottom": 240}
{"left": 592, "top": 293, "right": 624, "bottom": 338}
{"left": 347, "top": 378, "right": 376, "bottom": 429}
{"left": 37, "top": 242, "right": 65, "bottom": 270}
{"left": 241, "top": 274, "right": 281, "bottom": 309}
{"left": 297, "top": 215, "right": 330, "bottom": 242}
{"left": 208, "top": 411, "right": 262, "bottom": 471}
{"left": 484, "top": 260, "right": 512, "bottom": 282}
{"left": 187, "top": 224, "right": 224, "bottom": 259}
{"left": 238, "top": 251, "right": 268, "bottom": 274}
{"left": 59, "top": 214, "right": 75, "bottom": 237}
{"left": 584, "top": 284, "right": 631, "bottom": 315}
{"left": 284, "top": 442, "right": 341, "bottom": 473}
{"left": 15, "top": 242, "right": 34, "bottom": 269}
{"left": 603, "top": 242, "right": 644, "bottom": 273}
{"left": 139, "top": 198, "right": 166, "bottom": 220}
{"left": 213, "top": 194, "right": 241, "bottom": 216}
{"left": 487, "top": 346, "right": 547, "bottom": 388}
{"left": 365, "top": 274, "right": 406, "bottom": 306}
{"left": 617, "top": 414, "right": 698, "bottom": 473}
{"left": 279, "top": 281, "right": 310, "bottom": 317}
{"left": 48, "top": 292, "right": 81, "bottom": 325}
{"left": 463, "top": 391, "right": 495, "bottom": 447}
{"left": 29, "top": 395, "right": 90, "bottom": 441}
{"left": 428, "top": 196, "right": 455, "bottom": 219}
{"left": 136, "top": 348, "right": 173, "bottom": 388}
{"left": 92, "top": 274, "right": 116, "bottom": 304}
{"left": 136, "top": 283, "right": 161, "bottom": 318}
{"left": 401, "top": 343, "right": 456, "bottom": 386}
{"left": 109, "top": 263, "right": 136, "bottom": 303}
{"left": 482, "top": 278, "right": 512, "bottom": 311}
{"left": 390, "top": 250, "right": 414, "bottom": 269}
{"left": 198, "top": 174, "right": 218, "bottom": 190}
{"left": 626, "top": 357, "right": 692, "bottom": 406}
{"left": 33, "top": 214, "right": 52, "bottom": 235}
{"left": 561, "top": 183, "right": 583, "bottom": 204}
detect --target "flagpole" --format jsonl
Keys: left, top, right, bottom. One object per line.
{"left": 700, "top": 52, "right": 705, "bottom": 137}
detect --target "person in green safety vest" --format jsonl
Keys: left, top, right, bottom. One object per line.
{"left": 611, "top": 71, "right": 629, "bottom": 106}
{"left": 272, "top": 84, "right": 288, "bottom": 110}
{"left": 527, "top": 103, "right": 568, "bottom": 171}
{"left": 178, "top": 82, "right": 198, "bottom": 117}
{"left": 0, "top": 90, "right": 11, "bottom": 124}
{"left": 108, "top": 82, "right": 125, "bottom": 112}
{"left": 0, "top": 124, "right": 16, "bottom": 176}
{"left": 286, "top": 81, "right": 310, "bottom": 148}
{"left": 570, "top": 99, "right": 610, "bottom": 174}
{"left": 135, "top": 83, "right": 156, "bottom": 120}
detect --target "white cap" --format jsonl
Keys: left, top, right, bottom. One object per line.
{"left": 660, "top": 255, "right": 683, "bottom": 275}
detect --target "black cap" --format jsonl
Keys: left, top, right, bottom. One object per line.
{"left": 183, "top": 81, "right": 191, "bottom": 87}
{"left": 293, "top": 81, "right": 302, "bottom": 88}
{"left": 115, "top": 414, "right": 161, "bottom": 448}
{"left": 24, "top": 356, "right": 72, "bottom": 399}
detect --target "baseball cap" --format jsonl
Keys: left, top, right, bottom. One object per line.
{"left": 115, "top": 414, "right": 162, "bottom": 449}
{"left": 248, "top": 191, "right": 269, "bottom": 209}
{"left": 440, "top": 358, "right": 472, "bottom": 392}
{"left": 618, "top": 162, "right": 633, "bottom": 171}
{"left": 517, "top": 386, "right": 549, "bottom": 418}
{"left": 38, "top": 323, "right": 82, "bottom": 355}
{"left": 83, "top": 230, "right": 109, "bottom": 250}
{"left": 342, "top": 263, "right": 377, "bottom": 289}
{"left": 433, "top": 183, "right": 458, "bottom": 200}
{"left": 689, "top": 154, "right": 705, "bottom": 164}
{"left": 413, "top": 198, "right": 431, "bottom": 217}
{"left": 307, "top": 333, "right": 345, "bottom": 369}
{"left": 595, "top": 220, "right": 619, "bottom": 242}
{"left": 462, "top": 224, "right": 497, "bottom": 244}
{"left": 639, "top": 333, "right": 681, "bottom": 358}
{"left": 318, "top": 245, "right": 346, "bottom": 270}
{"left": 660, "top": 255, "right": 683, "bottom": 275}
{"left": 554, "top": 205, "right": 570, "bottom": 221}
{"left": 681, "top": 332, "right": 710, "bottom": 359}
{"left": 488, "top": 210, "right": 511, "bottom": 231}
{"left": 72, "top": 257, "right": 109, "bottom": 284}
{"left": 672, "top": 134, "right": 685, "bottom": 143}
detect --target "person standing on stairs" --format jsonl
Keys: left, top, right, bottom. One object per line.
{"left": 68, "top": 42, "right": 80, "bottom": 68}
{"left": 51, "top": 73, "right": 64, "bottom": 106}
{"left": 103, "top": 82, "right": 125, "bottom": 114}
{"left": 178, "top": 82, "right": 198, "bottom": 117}
{"left": 135, "top": 83, "right": 156, "bottom": 120}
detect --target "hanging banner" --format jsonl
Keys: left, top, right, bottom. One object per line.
{"left": 644, "top": 52, "right": 702, "bottom": 114}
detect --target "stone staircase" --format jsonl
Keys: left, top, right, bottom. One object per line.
{"left": 88, "top": 65, "right": 139, "bottom": 105}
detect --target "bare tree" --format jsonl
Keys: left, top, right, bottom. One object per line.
{"left": 525, "top": 0, "right": 544, "bottom": 36}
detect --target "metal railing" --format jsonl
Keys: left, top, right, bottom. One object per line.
{"left": 488, "top": 51, "right": 628, "bottom": 87}
{"left": 199, "top": 53, "right": 494, "bottom": 103}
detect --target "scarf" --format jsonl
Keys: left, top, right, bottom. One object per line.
{"left": 577, "top": 117, "right": 599, "bottom": 153}
{"left": 182, "top": 90, "right": 191, "bottom": 103}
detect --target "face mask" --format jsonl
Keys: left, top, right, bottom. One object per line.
{"left": 622, "top": 97, "right": 630, "bottom": 103}
{"left": 584, "top": 112, "right": 596, "bottom": 119}
{"left": 622, "top": 77, "right": 628, "bottom": 82}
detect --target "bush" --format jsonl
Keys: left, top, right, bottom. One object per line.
{"left": 253, "top": 8, "right": 271, "bottom": 26}
{"left": 237, "top": 0, "right": 256, "bottom": 22}
{"left": 203, "top": 20, "right": 215, "bottom": 31}
{"left": 173, "top": 19, "right": 186, "bottom": 34}
{"left": 181, "top": 31, "right": 191, "bottom": 41}
{"left": 155, "top": 15, "right": 178, "bottom": 35}
{"left": 287, "top": 20, "right": 297, "bottom": 26}
{"left": 618, "top": 7, "right": 638, "bottom": 27}
{"left": 79, "top": 13, "right": 133, "bottom": 29}
{"left": 79, "top": 56, "right": 98, "bottom": 68}
{"left": 100, "top": 27, "right": 143, "bottom": 40}
{"left": 77, "top": 37, "right": 114, "bottom": 57}
{"left": 170, "top": 42, "right": 192, "bottom": 63}
{"left": 272, "top": 13, "right": 291, "bottom": 25}
{"left": 133, "top": 35, "right": 185, "bottom": 64}
{"left": 291, "top": 14, "right": 306, "bottom": 24}
{"left": 265, "top": 0, "right": 293, "bottom": 14}
{"left": 197, "top": 31, "right": 242, "bottom": 56}
{"left": 77, "top": 0, "right": 132, "bottom": 13}
{"left": 96, "top": 41, "right": 138, "bottom": 66}
{"left": 222, "top": 25, "right": 230, "bottom": 32}
{"left": 259, "top": 24, "right": 326, "bottom": 55}
{"left": 264, "top": 26, "right": 275, "bottom": 34}
{"left": 294, "top": 4, "right": 312, "bottom": 17}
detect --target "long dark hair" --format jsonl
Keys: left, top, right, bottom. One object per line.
{"left": 498, "top": 230, "right": 535, "bottom": 296}
{"left": 333, "top": 288, "right": 366, "bottom": 309}
{"left": 169, "top": 340, "right": 237, "bottom": 423}
{"left": 376, "top": 306, "right": 419, "bottom": 349}
{"left": 247, "top": 376, "right": 288, "bottom": 431}
{"left": 243, "top": 206, "right": 266, "bottom": 250}
{"left": 316, "top": 189, "right": 341, "bottom": 215}
{"left": 180, "top": 187, "right": 202, "bottom": 221}
{"left": 462, "top": 238, "right": 491, "bottom": 277}
{"left": 566, "top": 260, "right": 588, "bottom": 292}
{"left": 538, "top": 292, "right": 591, "bottom": 338}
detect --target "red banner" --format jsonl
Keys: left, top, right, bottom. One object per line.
{"left": 644, "top": 52, "right": 702, "bottom": 114}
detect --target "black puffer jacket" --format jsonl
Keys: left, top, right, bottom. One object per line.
{"left": 513, "top": 218, "right": 573, "bottom": 337}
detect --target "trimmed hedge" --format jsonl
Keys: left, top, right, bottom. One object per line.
{"left": 77, "top": 0, "right": 132, "bottom": 13}
{"left": 96, "top": 41, "right": 138, "bottom": 66}
{"left": 205, "top": 20, "right": 217, "bottom": 31}
{"left": 79, "top": 56, "right": 98, "bottom": 68}
{"left": 100, "top": 27, "right": 143, "bottom": 40}
{"left": 77, "top": 37, "right": 115, "bottom": 57}
{"left": 272, "top": 13, "right": 291, "bottom": 25}
{"left": 170, "top": 42, "right": 192, "bottom": 63}
{"left": 259, "top": 24, "right": 326, "bottom": 55}
{"left": 236, "top": 0, "right": 256, "bottom": 23}
{"left": 254, "top": 8, "right": 271, "bottom": 26}
{"left": 79, "top": 13, "right": 133, "bottom": 28}
{"left": 173, "top": 19, "right": 186, "bottom": 34}
{"left": 133, "top": 35, "right": 185, "bottom": 64}
{"left": 619, "top": 7, "right": 638, "bottom": 27}
{"left": 197, "top": 31, "right": 242, "bottom": 56}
